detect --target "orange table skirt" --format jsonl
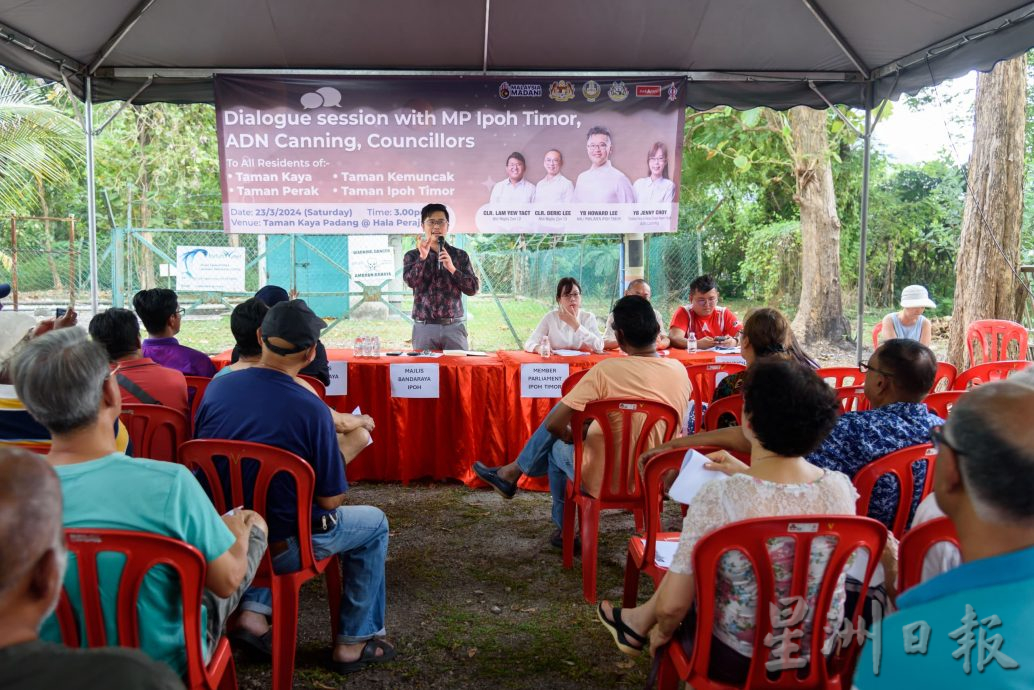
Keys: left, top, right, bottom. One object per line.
{"left": 210, "top": 348, "right": 719, "bottom": 490}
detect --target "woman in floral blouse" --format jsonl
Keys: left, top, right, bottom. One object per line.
{"left": 598, "top": 360, "right": 856, "bottom": 684}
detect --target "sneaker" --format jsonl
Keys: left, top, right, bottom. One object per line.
{"left": 472, "top": 461, "right": 517, "bottom": 499}
{"left": 549, "top": 528, "right": 580, "bottom": 553}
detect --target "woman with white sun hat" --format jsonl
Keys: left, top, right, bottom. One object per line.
{"left": 880, "top": 284, "right": 935, "bottom": 346}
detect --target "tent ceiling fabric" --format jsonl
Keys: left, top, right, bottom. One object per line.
{"left": 0, "top": 0, "right": 1032, "bottom": 107}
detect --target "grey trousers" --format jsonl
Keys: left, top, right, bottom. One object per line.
{"left": 412, "top": 321, "right": 469, "bottom": 350}
{"left": 201, "top": 525, "right": 267, "bottom": 659}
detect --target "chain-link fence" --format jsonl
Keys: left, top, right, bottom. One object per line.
{"left": 0, "top": 215, "right": 81, "bottom": 308}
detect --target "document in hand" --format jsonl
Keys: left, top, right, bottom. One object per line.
{"left": 667, "top": 449, "right": 729, "bottom": 505}
{"left": 352, "top": 406, "right": 374, "bottom": 448}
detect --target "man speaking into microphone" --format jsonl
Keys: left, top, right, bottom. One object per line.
{"left": 402, "top": 203, "right": 480, "bottom": 350}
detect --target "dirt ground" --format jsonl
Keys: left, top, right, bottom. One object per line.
{"left": 234, "top": 482, "right": 685, "bottom": 689}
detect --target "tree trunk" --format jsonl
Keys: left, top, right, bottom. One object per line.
{"left": 35, "top": 175, "right": 62, "bottom": 291}
{"left": 947, "top": 55, "right": 1027, "bottom": 368}
{"left": 789, "top": 106, "right": 847, "bottom": 343}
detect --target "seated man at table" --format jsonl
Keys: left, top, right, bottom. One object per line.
{"left": 216, "top": 298, "right": 373, "bottom": 464}
{"left": 194, "top": 299, "right": 395, "bottom": 673}
{"left": 602, "top": 279, "right": 669, "bottom": 350}
{"left": 853, "top": 377, "right": 1034, "bottom": 687}
{"left": 9, "top": 328, "right": 266, "bottom": 677}
{"left": 0, "top": 447, "right": 185, "bottom": 690}
{"left": 473, "top": 295, "right": 691, "bottom": 547}
{"left": 88, "top": 307, "right": 190, "bottom": 419}
{"left": 133, "top": 288, "right": 216, "bottom": 378}
{"left": 668, "top": 274, "right": 741, "bottom": 350}
{"left": 644, "top": 339, "right": 942, "bottom": 530}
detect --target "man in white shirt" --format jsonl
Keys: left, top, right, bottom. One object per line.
{"left": 572, "top": 126, "right": 635, "bottom": 203}
{"left": 489, "top": 152, "right": 536, "bottom": 204}
{"left": 603, "top": 279, "right": 669, "bottom": 350}
{"left": 534, "top": 149, "right": 574, "bottom": 203}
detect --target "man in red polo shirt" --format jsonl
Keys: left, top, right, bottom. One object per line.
{"left": 668, "top": 274, "right": 742, "bottom": 350}
{"left": 88, "top": 308, "right": 190, "bottom": 419}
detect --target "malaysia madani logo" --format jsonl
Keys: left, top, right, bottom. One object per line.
{"left": 549, "top": 80, "right": 575, "bottom": 102}
{"left": 499, "top": 82, "right": 542, "bottom": 99}
{"left": 582, "top": 80, "right": 601, "bottom": 102}
{"left": 608, "top": 81, "right": 629, "bottom": 102}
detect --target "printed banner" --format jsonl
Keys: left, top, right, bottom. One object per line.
{"left": 520, "top": 363, "right": 571, "bottom": 398}
{"left": 175, "top": 246, "right": 246, "bottom": 292}
{"left": 215, "top": 76, "right": 685, "bottom": 235}
{"left": 348, "top": 235, "right": 395, "bottom": 289}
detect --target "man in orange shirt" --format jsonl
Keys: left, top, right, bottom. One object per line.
{"left": 88, "top": 308, "right": 190, "bottom": 419}
{"left": 668, "top": 274, "right": 742, "bottom": 350}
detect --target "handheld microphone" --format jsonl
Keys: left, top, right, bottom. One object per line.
{"left": 437, "top": 236, "right": 445, "bottom": 269}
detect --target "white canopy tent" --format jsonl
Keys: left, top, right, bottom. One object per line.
{"left": 1, "top": 0, "right": 1033, "bottom": 356}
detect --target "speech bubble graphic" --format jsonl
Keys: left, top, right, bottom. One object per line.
{"left": 300, "top": 92, "right": 323, "bottom": 109}
{"left": 316, "top": 87, "right": 342, "bottom": 108}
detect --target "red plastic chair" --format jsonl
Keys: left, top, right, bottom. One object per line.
{"left": 702, "top": 394, "right": 742, "bottom": 430}
{"left": 871, "top": 321, "right": 882, "bottom": 348}
{"left": 119, "top": 404, "right": 190, "bottom": 463}
{"left": 562, "top": 398, "right": 680, "bottom": 603}
{"left": 853, "top": 444, "right": 937, "bottom": 537}
{"left": 897, "top": 517, "right": 960, "bottom": 595}
{"left": 298, "top": 374, "right": 327, "bottom": 401}
{"left": 178, "top": 439, "right": 342, "bottom": 690}
{"left": 834, "top": 386, "right": 869, "bottom": 414}
{"left": 954, "top": 360, "right": 1032, "bottom": 389}
{"left": 966, "top": 319, "right": 1029, "bottom": 365}
{"left": 560, "top": 368, "right": 589, "bottom": 396}
{"left": 924, "top": 390, "right": 966, "bottom": 418}
{"left": 55, "top": 529, "right": 236, "bottom": 690}
{"left": 185, "top": 375, "right": 212, "bottom": 427}
{"left": 684, "top": 363, "right": 746, "bottom": 433}
{"left": 930, "top": 361, "right": 957, "bottom": 394}
{"left": 816, "top": 366, "right": 864, "bottom": 388}
{"left": 658, "top": 515, "right": 887, "bottom": 690}
{"left": 622, "top": 446, "right": 723, "bottom": 607}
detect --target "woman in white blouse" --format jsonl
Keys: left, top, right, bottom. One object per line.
{"left": 632, "top": 142, "right": 675, "bottom": 204}
{"left": 523, "top": 277, "right": 603, "bottom": 353}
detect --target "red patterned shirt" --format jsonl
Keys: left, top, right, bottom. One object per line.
{"left": 403, "top": 242, "right": 479, "bottom": 321}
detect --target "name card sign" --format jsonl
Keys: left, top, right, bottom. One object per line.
{"left": 326, "top": 361, "right": 348, "bottom": 396}
{"left": 390, "top": 364, "right": 440, "bottom": 398}
{"left": 520, "top": 363, "right": 570, "bottom": 398}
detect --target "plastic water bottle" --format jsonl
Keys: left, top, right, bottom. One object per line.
{"left": 687, "top": 332, "right": 697, "bottom": 352}
{"left": 538, "top": 335, "right": 552, "bottom": 358}
{"left": 354, "top": 336, "right": 365, "bottom": 358}
{"left": 371, "top": 335, "right": 381, "bottom": 358}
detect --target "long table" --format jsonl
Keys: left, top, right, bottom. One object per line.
{"left": 210, "top": 348, "right": 719, "bottom": 490}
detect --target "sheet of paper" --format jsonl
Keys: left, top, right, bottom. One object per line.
{"left": 326, "top": 360, "right": 348, "bottom": 395}
{"left": 552, "top": 349, "right": 590, "bottom": 357}
{"left": 843, "top": 552, "right": 886, "bottom": 587}
{"left": 351, "top": 406, "right": 374, "bottom": 448}
{"left": 653, "top": 539, "right": 681, "bottom": 568}
{"left": 389, "top": 363, "right": 440, "bottom": 398}
{"left": 668, "top": 449, "right": 729, "bottom": 505}
{"left": 443, "top": 349, "right": 489, "bottom": 357}
{"left": 715, "top": 354, "right": 747, "bottom": 365}
{"left": 520, "top": 363, "right": 570, "bottom": 398}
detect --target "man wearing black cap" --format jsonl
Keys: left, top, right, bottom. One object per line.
{"left": 194, "top": 300, "right": 395, "bottom": 673}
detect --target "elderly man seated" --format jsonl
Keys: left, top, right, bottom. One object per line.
{"left": 194, "top": 299, "right": 395, "bottom": 674}
{"left": 853, "top": 376, "right": 1034, "bottom": 687}
{"left": 646, "top": 339, "right": 943, "bottom": 530}
{"left": 602, "top": 279, "right": 669, "bottom": 350}
{"left": 0, "top": 447, "right": 185, "bottom": 689}
{"left": 10, "top": 329, "right": 267, "bottom": 677}
{"left": 89, "top": 307, "right": 190, "bottom": 419}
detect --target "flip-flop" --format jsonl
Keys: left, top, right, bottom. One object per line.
{"left": 331, "top": 638, "right": 397, "bottom": 674}
{"left": 228, "top": 628, "right": 272, "bottom": 658}
{"left": 597, "top": 602, "right": 647, "bottom": 657}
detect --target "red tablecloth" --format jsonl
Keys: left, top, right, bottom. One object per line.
{"left": 209, "top": 348, "right": 721, "bottom": 490}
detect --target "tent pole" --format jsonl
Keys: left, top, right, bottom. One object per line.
{"left": 856, "top": 83, "right": 873, "bottom": 363}
{"left": 85, "top": 76, "right": 99, "bottom": 314}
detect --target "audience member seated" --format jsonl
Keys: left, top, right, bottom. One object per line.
{"left": 194, "top": 299, "right": 395, "bottom": 674}
{"left": 474, "top": 295, "right": 691, "bottom": 547}
{"left": 909, "top": 493, "right": 959, "bottom": 584}
{"left": 0, "top": 447, "right": 185, "bottom": 690}
{"left": 230, "top": 285, "right": 330, "bottom": 385}
{"left": 598, "top": 361, "right": 853, "bottom": 684}
{"left": 853, "top": 377, "right": 1034, "bottom": 687}
{"left": 89, "top": 308, "right": 189, "bottom": 419}
{"left": 133, "top": 288, "right": 216, "bottom": 377}
{"left": 646, "top": 339, "right": 942, "bottom": 530}
{"left": 668, "top": 274, "right": 741, "bottom": 350}
{"left": 879, "top": 284, "right": 934, "bottom": 346}
{"left": 524, "top": 277, "right": 603, "bottom": 353}
{"left": 602, "top": 279, "right": 669, "bottom": 350}
{"left": 11, "top": 329, "right": 267, "bottom": 677}
{"left": 217, "top": 298, "right": 374, "bottom": 463}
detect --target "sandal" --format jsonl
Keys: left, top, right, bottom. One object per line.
{"left": 597, "top": 601, "right": 647, "bottom": 657}
{"left": 331, "top": 638, "right": 397, "bottom": 674}
{"left": 228, "top": 628, "right": 272, "bottom": 658}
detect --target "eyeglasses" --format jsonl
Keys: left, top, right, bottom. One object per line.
{"left": 423, "top": 219, "right": 449, "bottom": 228}
{"left": 858, "top": 361, "right": 894, "bottom": 377}
{"left": 649, "top": 156, "right": 667, "bottom": 162}
{"left": 586, "top": 143, "right": 610, "bottom": 151}
{"left": 931, "top": 425, "right": 963, "bottom": 457}
{"left": 104, "top": 363, "right": 122, "bottom": 382}
{"left": 174, "top": 308, "right": 186, "bottom": 317}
